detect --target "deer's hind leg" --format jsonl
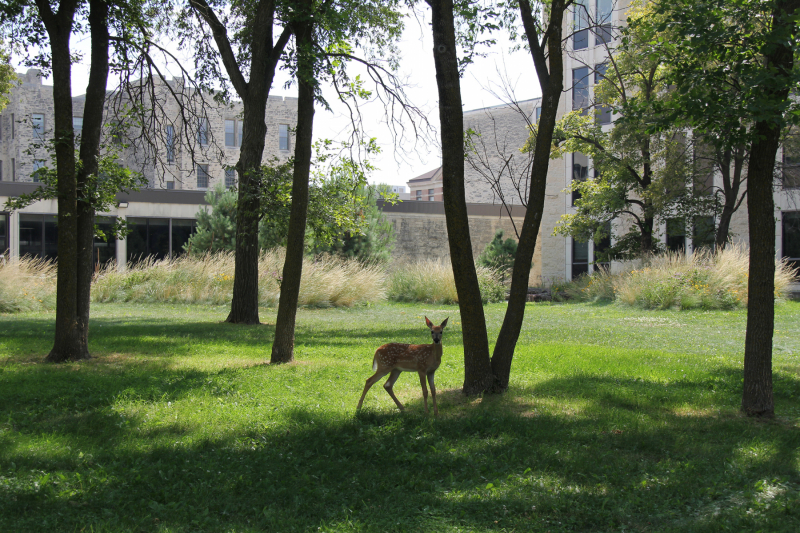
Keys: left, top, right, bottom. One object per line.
{"left": 383, "top": 369, "right": 405, "bottom": 411}
{"left": 357, "top": 368, "right": 391, "bottom": 410}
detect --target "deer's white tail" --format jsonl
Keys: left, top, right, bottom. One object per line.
{"left": 372, "top": 357, "right": 378, "bottom": 372}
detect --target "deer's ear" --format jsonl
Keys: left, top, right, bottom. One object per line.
{"left": 440, "top": 317, "right": 449, "bottom": 329}
{"left": 425, "top": 316, "right": 433, "bottom": 329}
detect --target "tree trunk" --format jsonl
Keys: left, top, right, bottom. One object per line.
{"left": 427, "top": 0, "right": 493, "bottom": 395}
{"left": 491, "top": 0, "right": 566, "bottom": 391}
{"left": 741, "top": 0, "right": 797, "bottom": 417}
{"left": 270, "top": 13, "right": 314, "bottom": 364}
{"left": 40, "top": 0, "right": 82, "bottom": 363}
{"left": 74, "top": 0, "right": 110, "bottom": 358}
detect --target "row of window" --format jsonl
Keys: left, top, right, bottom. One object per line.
{"left": 5, "top": 213, "right": 197, "bottom": 263}
{"left": 573, "top": 0, "right": 614, "bottom": 50}
{"left": 193, "top": 164, "right": 237, "bottom": 189}
{"left": 0, "top": 113, "right": 44, "bottom": 142}
{"left": 199, "top": 119, "right": 291, "bottom": 151}
{"left": 415, "top": 188, "right": 436, "bottom": 201}
{"left": 573, "top": 65, "right": 611, "bottom": 124}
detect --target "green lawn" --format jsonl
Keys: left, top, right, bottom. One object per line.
{"left": 1, "top": 301, "right": 799, "bottom": 532}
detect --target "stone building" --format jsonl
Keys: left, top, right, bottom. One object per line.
{"left": 0, "top": 69, "right": 297, "bottom": 265}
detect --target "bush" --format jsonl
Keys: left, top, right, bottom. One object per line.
{"left": 0, "top": 257, "right": 57, "bottom": 313}
{"left": 558, "top": 245, "right": 798, "bottom": 309}
{"left": 387, "top": 258, "right": 505, "bottom": 304}
{"left": 477, "top": 230, "right": 517, "bottom": 284}
{"left": 92, "top": 250, "right": 387, "bottom": 308}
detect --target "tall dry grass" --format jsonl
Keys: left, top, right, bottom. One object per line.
{"left": 562, "top": 244, "right": 798, "bottom": 310}
{"left": 92, "top": 250, "right": 387, "bottom": 307}
{"left": 0, "top": 256, "right": 57, "bottom": 313}
{"left": 387, "top": 258, "right": 506, "bottom": 304}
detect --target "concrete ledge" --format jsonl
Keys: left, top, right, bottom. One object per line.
{"left": 1, "top": 182, "right": 210, "bottom": 206}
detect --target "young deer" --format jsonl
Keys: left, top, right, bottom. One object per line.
{"left": 356, "top": 317, "right": 449, "bottom": 416}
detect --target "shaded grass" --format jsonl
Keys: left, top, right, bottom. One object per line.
{"left": 0, "top": 301, "right": 799, "bottom": 532}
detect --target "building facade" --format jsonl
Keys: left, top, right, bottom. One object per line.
{"left": 0, "top": 69, "right": 298, "bottom": 265}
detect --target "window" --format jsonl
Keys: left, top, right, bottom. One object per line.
{"left": 225, "top": 119, "right": 236, "bottom": 147}
{"left": 166, "top": 125, "right": 175, "bottom": 163}
{"left": 197, "top": 164, "right": 209, "bottom": 189}
{"left": 166, "top": 181, "right": 175, "bottom": 190}
{"left": 237, "top": 121, "right": 243, "bottom": 147}
{"left": 279, "top": 124, "right": 290, "bottom": 151}
{"left": 225, "top": 168, "right": 236, "bottom": 188}
{"left": 692, "top": 216, "right": 716, "bottom": 251}
{"left": 535, "top": 107, "right": 542, "bottom": 122}
{"left": 572, "top": 152, "right": 589, "bottom": 205}
{"left": 11, "top": 159, "right": 15, "bottom": 181}
{"left": 594, "top": 0, "right": 613, "bottom": 45}
{"left": 428, "top": 188, "right": 435, "bottom": 201}
{"left": 19, "top": 214, "right": 58, "bottom": 260}
{"left": 572, "top": 238, "right": 589, "bottom": 279}
{"left": 782, "top": 142, "right": 800, "bottom": 189}
{"left": 0, "top": 212, "right": 8, "bottom": 255}
{"left": 573, "top": 0, "right": 589, "bottom": 50}
{"left": 666, "top": 218, "right": 686, "bottom": 252}
{"left": 783, "top": 211, "right": 800, "bottom": 272}
{"left": 93, "top": 216, "right": 117, "bottom": 266}
{"left": 32, "top": 159, "right": 46, "bottom": 182}
{"left": 198, "top": 118, "right": 209, "bottom": 146}
{"left": 0, "top": 116, "right": 2, "bottom": 141}
{"left": 594, "top": 63, "right": 611, "bottom": 124}
{"left": 126, "top": 217, "right": 197, "bottom": 262}
{"left": 110, "top": 121, "right": 123, "bottom": 145}
{"left": 11, "top": 113, "right": 15, "bottom": 139}
{"left": 31, "top": 113, "right": 44, "bottom": 140}
{"left": 416, "top": 190, "right": 422, "bottom": 200}
{"left": 73, "top": 117, "right": 83, "bottom": 137}
{"left": 572, "top": 67, "right": 590, "bottom": 113}
{"left": 0, "top": 161, "right": 3, "bottom": 182}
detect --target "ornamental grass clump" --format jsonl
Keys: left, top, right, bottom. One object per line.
{"left": 388, "top": 258, "right": 505, "bottom": 304}
{"left": 91, "top": 250, "right": 387, "bottom": 307}
{"left": 0, "top": 256, "right": 57, "bottom": 313}
{"left": 566, "top": 244, "right": 797, "bottom": 310}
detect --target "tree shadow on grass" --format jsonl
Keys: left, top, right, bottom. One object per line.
{"left": 2, "top": 362, "right": 799, "bottom": 532}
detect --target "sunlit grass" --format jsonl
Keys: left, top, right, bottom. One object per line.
{"left": 0, "top": 301, "right": 799, "bottom": 531}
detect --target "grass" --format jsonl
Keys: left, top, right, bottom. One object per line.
{"left": 559, "top": 245, "right": 799, "bottom": 309}
{"left": 1, "top": 301, "right": 799, "bottom": 532}
{"left": 387, "top": 258, "right": 506, "bottom": 304}
{"left": 0, "top": 256, "right": 57, "bottom": 313}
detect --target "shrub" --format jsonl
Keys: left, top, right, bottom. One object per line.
{"left": 559, "top": 245, "right": 798, "bottom": 309}
{"left": 477, "top": 230, "right": 517, "bottom": 284}
{"left": 387, "top": 258, "right": 505, "bottom": 304}
{"left": 0, "top": 257, "right": 57, "bottom": 313}
{"left": 92, "top": 250, "right": 387, "bottom": 308}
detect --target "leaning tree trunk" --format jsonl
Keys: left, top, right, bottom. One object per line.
{"left": 39, "top": 0, "right": 82, "bottom": 363}
{"left": 490, "top": 0, "right": 565, "bottom": 391}
{"left": 270, "top": 15, "right": 314, "bottom": 364}
{"left": 741, "top": 0, "right": 797, "bottom": 417}
{"left": 427, "top": 0, "right": 493, "bottom": 394}
{"left": 75, "top": 0, "right": 110, "bottom": 357}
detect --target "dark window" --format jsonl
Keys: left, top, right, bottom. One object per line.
{"left": 535, "top": 107, "right": 542, "bottom": 122}
{"left": 32, "top": 160, "right": 46, "bottom": 182}
{"left": 666, "top": 218, "right": 686, "bottom": 252}
{"left": 225, "top": 119, "right": 236, "bottom": 147}
{"left": 572, "top": 152, "right": 589, "bottom": 205}
{"left": 11, "top": 113, "right": 15, "bottom": 139}
{"left": 416, "top": 190, "right": 422, "bottom": 200}
{"left": 198, "top": 118, "right": 209, "bottom": 146}
{"left": 126, "top": 217, "right": 169, "bottom": 263}
{"left": 692, "top": 216, "right": 716, "bottom": 251}
{"left": 572, "top": 67, "right": 590, "bottom": 113}
{"left": 72, "top": 117, "right": 83, "bottom": 137}
{"left": 197, "top": 164, "right": 209, "bottom": 189}
{"left": 594, "top": 63, "right": 612, "bottom": 124}
{"left": 0, "top": 212, "right": 8, "bottom": 255}
{"left": 783, "top": 211, "right": 800, "bottom": 272}
{"left": 109, "top": 121, "right": 123, "bottom": 145}
{"left": 93, "top": 216, "right": 117, "bottom": 267}
{"left": 0, "top": 161, "right": 3, "bottom": 181}
{"left": 572, "top": 238, "right": 589, "bottom": 279}
{"left": 573, "top": 0, "right": 589, "bottom": 50}
{"left": 166, "top": 125, "right": 175, "bottom": 162}
{"left": 595, "top": 0, "right": 613, "bottom": 45}
{"left": 19, "top": 214, "right": 58, "bottom": 260}
{"left": 279, "top": 124, "right": 290, "bottom": 151}
{"left": 782, "top": 144, "right": 800, "bottom": 189}
{"left": 11, "top": 159, "right": 15, "bottom": 181}
{"left": 428, "top": 188, "right": 435, "bottom": 201}
{"left": 237, "top": 121, "right": 243, "bottom": 147}
{"left": 225, "top": 168, "right": 236, "bottom": 188}
{"left": 172, "top": 219, "right": 197, "bottom": 257}
{"left": 166, "top": 181, "right": 175, "bottom": 190}
{"left": 594, "top": 221, "right": 612, "bottom": 269}
{"left": 31, "top": 113, "right": 44, "bottom": 140}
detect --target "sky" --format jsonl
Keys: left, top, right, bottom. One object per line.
{"left": 14, "top": 7, "right": 542, "bottom": 189}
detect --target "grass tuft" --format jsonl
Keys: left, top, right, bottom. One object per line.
{"left": 0, "top": 256, "right": 57, "bottom": 313}
{"left": 387, "top": 258, "right": 506, "bottom": 304}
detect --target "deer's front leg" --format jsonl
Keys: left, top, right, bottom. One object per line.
{"left": 418, "top": 371, "right": 429, "bottom": 414}
{"left": 427, "top": 371, "right": 438, "bottom": 417}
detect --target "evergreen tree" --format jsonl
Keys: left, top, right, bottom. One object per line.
{"left": 478, "top": 230, "right": 517, "bottom": 283}
{"left": 184, "top": 184, "right": 238, "bottom": 254}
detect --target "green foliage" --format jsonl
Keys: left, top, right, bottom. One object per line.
{"left": 309, "top": 184, "right": 396, "bottom": 263}
{"left": 478, "top": 229, "right": 517, "bottom": 283}
{"left": 0, "top": 44, "right": 16, "bottom": 112}
{"left": 184, "top": 184, "right": 239, "bottom": 254}
{"left": 2, "top": 301, "right": 800, "bottom": 530}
